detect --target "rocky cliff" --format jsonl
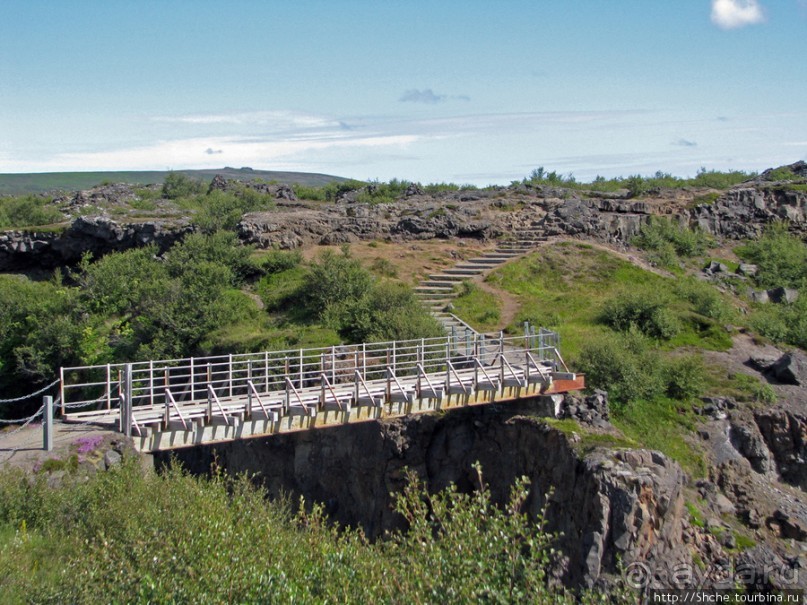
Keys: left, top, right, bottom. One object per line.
{"left": 155, "top": 403, "right": 691, "bottom": 588}
{"left": 0, "top": 216, "right": 192, "bottom": 271}
{"left": 2, "top": 164, "right": 805, "bottom": 271}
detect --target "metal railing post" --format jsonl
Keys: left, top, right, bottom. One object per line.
{"left": 106, "top": 364, "right": 112, "bottom": 410}
{"left": 43, "top": 396, "right": 53, "bottom": 452}
{"left": 247, "top": 360, "right": 253, "bottom": 417}
{"left": 59, "top": 366, "right": 65, "bottom": 416}
{"left": 124, "top": 364, "right": 132, "bottom": 438}
{"left": 228, "top": 354, "right": 233, "bottom": 398}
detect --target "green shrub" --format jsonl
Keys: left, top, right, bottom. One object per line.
{"left": 577, "top": 329, "right": 665, "bottom": 408}
{"left": 600, "top": 289, "right": 680, "bottom": 340}
{"left": 303, "top": 247, "right": 374, "bottom": 317}
{"left": 676, "top": 278, "right": 736, "bottom": 323}
{"left": 665, "top": 355, "right": 706, "bottom": 401}
{"left": 751, "top": 293, "right": 807, "bottom": 349}
{"left": 633, "top": 217, "right": 712, "bottom": 266}
{"left": 737, "top": 222, "right": 807, "bottom": 290}
{"left": 161, "top": 171, "right": 206, "bottom": 199}
{"left": 257, "top": 249, "right": 302, "bottom": 274}
{"left": 0, "top": 194, "right": 64, "bottom": 229}
{"left": 0, "top": 459, "right": 592, "bottom": 604}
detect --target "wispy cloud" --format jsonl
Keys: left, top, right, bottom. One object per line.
{"left": 710, "top": 0, "right": 766, "bottom": 29}
{"left": 398, "top": 89, "right": 470, "bottom": 104}
{"left": 400, "top": 89, "right": 447, "bottom": 104}
{"left": 151, "top": 110, "right": 338, "bottom": 131}
{"left": 673, "top": 138, "right": 698, "bottom": 147}
{"left": 4, "top": 134, "right": 420, "bottom": 173}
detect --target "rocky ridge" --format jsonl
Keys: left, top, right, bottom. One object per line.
{"left": 2, "top": 163, "right": 805, "bottom": 271}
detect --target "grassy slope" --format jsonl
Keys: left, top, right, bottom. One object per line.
{"left": 458, "top": 241, "right": 761, "bottom": 477}
{"left": 0, "top": 168, "right": 347, "bottom": 195}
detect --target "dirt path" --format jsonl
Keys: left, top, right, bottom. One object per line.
{"left": 0, "top": 421, "right": 117, "bottom": 469}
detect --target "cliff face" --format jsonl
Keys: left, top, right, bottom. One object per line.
{"left": 155, "top": 404, "right": 690, "bottom": 588}
{"left": 0, "top": 216, "right": 191, "bottom": 271}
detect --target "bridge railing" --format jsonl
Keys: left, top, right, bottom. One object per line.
{"left": 60, "top": 327, "right": 562, "bottom": 415}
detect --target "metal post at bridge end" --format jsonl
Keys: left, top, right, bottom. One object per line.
{"left": 43, "top": 395, "right": 53, "bottom": 452}
{"left": 124, "top": 364, "right": 133, "bottom": 438}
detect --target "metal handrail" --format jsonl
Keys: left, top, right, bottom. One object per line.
{"left": 320, "top": 373, "right": 346, "bottom": 411}
{"left": 164, "top": 389, "right": 188, "bottom": 431}
{"left": 247, "top": 380, "right": 271, "bottom": 419}
{"left": 446, "top": 360, "right": 470, "bottom": 395}
{"left": 285, "top": 377, "right": 310, "bottom": 415}
{"left": 207, "top": 385, "right": 233, "bottom": 425}
{"left": 62, "top": 329, "right": 563, "bottom": 412}
{"left": 474, "top": 358, "right": 498, "bottom": 386}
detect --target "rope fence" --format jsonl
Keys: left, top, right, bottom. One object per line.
{"left": 0, "top": 379, "right": 60, "bottom": 406}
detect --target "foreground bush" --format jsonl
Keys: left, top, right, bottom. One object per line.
{"left": 0, "top": 459, "right": 626, "bottom": 604}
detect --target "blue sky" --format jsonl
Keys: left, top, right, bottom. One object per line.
{"left": 1, "top": 1, "right": 806, "bottom": 185}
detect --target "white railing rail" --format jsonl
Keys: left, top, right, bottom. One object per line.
{"left": 60, "top": 326, "right": 562, "bottom": 432}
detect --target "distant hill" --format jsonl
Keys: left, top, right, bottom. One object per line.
{"left": 0, "top": 168, "right": 348, "bottom": 195}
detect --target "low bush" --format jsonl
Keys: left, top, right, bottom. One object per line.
{"left": 256, "top": 249, "right": 302, "bottom": 274}
{"left": 737, "top": 222, "right": 807, "bottom": 290}
{"left": 600, "top": 289, "right": 680, "bottom": 340}
{"left": 633, "top": 217, "right": 712, "bottom": 265}
{"left": 161, "top": 172, "right": 206, "bottom": 199}
{"left": 0, "top": 459, "right": 605, "bottom": 603}
{"left": 0, "top": 194, "right": 63, "bottom": 229}
{"left": 675, "top": 277, "right": 736, "bottom": 324}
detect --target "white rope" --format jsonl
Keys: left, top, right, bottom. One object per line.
{"left": 0, "top": 379, "right": 60, "bottom": 405}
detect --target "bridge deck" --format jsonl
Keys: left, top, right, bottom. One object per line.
{"left": 61, "top": 329, "right": 583, "bottom": 452}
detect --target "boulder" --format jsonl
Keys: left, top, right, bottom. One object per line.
{"left": 766, "top": 352, "right": 807, "bottom": 386}
{"left": 767, "top": 287, "right": 800, "bottom": 304}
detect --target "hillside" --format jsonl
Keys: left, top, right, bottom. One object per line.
{"left": 0, "top": 167, "right": 347, "bottom": 195}
{"left": 1, "top": 163, "right": 806, "bottom": 597}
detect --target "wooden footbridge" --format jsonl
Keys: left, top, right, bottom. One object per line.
{"left": 59, "top": 319, "right": 584, "bottom": 452}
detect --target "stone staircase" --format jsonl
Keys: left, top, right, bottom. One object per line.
{"left": 415, "top": 228, "right": 548, "bottom": 333}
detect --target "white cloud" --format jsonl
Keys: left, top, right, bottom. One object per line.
{"left": 151, "top": 110, "right": 338, "bottom": 131}
{"left": 3, "top": 134, "right": 420, "bottom": 173}
{"left": 711, "top": 0, "right": 766, "bottom": 29}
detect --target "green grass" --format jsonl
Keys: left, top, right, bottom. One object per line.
{"left": 541, "top": 418, "right": 638, "bottom": 453}
{"left": 485, "top": 243, "right": 669, "bottom": 360}
{"left": 613, "top": 397, "right": 707, "bottom": 478}
{"left": 450, "top": 281, "right": 502, "bottom": 332}
{"left": 0, "top": 168, "right": 347, "bottom": 195}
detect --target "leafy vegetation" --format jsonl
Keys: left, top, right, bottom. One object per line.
{"left": 520, "top": 166, "right": 754, "bottom": 194}
{"left": 737, "top": 222, "right": 807, "bottom": 290}
{"left": 0, "top": 236, "right": 438, "bottom": 405}
{"left": 0, "top": 459, "right": 625, "bottom": 604}
{"left": 633, "top": 217, "right": 713, "bottom": 268}
{"left": 450, "top": 281, "right": 502, "bottom": 332}
{"left": 737, "top": 223, "right": 807, "bottom": 349}
{"left": 476, "top": 243, "right": 745, "bottom": 477}
{"left": 0, "top": 194, "right": 64, "bottom": 229}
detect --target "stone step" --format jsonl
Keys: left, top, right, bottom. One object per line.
{"left": 464, "top": 258, "right": 507, "bottom": 265}
{"left": 419, "top": 279, "right": 458, "bottom": 288}
{"left": 442, "top": 268, "right": 484, "bottom": 276}
{"left": 428, "top": 274, "right": 467, "bottom": 282}
{"left": 414, "top": 285, "right": 454, "bottom": 292}
{"left": 480, "top": 252, "right": 520, "bottom": 259}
